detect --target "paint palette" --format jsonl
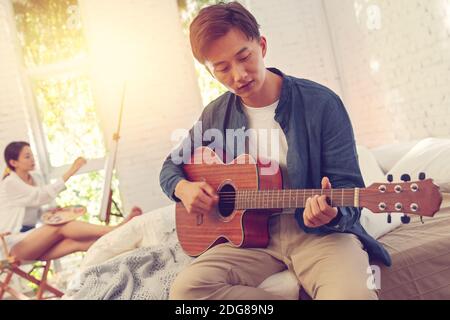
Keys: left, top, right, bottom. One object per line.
{"left": 42, "top": 205, "right": 86, "bottom": 225}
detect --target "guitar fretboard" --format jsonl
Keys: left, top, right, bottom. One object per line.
{"left": 219, "top": 189, "right": 359, "bottom": 209}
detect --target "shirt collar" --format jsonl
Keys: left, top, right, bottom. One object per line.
{"left": 234, "top": 67, "right": 292, "bottom": 115}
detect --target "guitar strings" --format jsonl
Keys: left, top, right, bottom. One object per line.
{"left": 218, "top": 196, "right": 363, "bottom": 202}
{"left": 217, "top": 192, "right": 390, "bottom": 208}
{"left": 217, "top": 193, "right": 363, "bottom": 200}
{"left": 217, "top": 191, "right": 361, "bottom": 196}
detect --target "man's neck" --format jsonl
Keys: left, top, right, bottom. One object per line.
{"left": 241, "top": 69, "right": 282, "bottom": 108}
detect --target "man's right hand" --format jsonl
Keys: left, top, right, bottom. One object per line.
{"left": 174, "top": 180, "right": 219, "bottom": 215}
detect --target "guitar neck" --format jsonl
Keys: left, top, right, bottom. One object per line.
{"left": 228, "top": 189, "right": 360, "bottom": 210}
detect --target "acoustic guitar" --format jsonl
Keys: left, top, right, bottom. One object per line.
{"left": 176, "top": 147, "right": 442, "bottom": 257}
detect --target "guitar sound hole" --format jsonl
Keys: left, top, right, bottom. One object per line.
{"left": 218, "top": 184, "right": 235, "bottom": 218}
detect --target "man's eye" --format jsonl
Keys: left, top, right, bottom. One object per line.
{"left": 217, "top": 67, "right": 229, "bottom": 73}
{"left": 240, "top": 55, "right": 251, "bottom": 61}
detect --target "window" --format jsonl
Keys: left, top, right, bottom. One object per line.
{"left": 32, "top": 74, "right": 105, "bottom": 167}
{"left": 11, "top": 0, "right": 122, "bottom": 223}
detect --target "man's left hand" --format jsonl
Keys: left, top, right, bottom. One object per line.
{"left": 303, "top": 177, "right": 339, "bottom": 228}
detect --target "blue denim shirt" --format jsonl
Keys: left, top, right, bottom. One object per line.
{"left": 160, "top": 68, "right": 391, "bottom": 266}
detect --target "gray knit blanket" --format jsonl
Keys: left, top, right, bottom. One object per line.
{"left": 64, "top": 237, "right": 193, "bottom": 300}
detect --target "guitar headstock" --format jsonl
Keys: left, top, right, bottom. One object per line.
{"left": 360, "top": 173, "right": 442, "bottom": 220}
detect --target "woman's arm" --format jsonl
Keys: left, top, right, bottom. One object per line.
{"left": 5, "top": 157, "right": 86, "bottom": 207}
{"left": 62, "top": 157, "right": 86, "bottom": 182}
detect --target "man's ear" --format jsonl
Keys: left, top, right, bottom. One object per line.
{"left": 260, "top": 36, "right": 267, "bottom": 58}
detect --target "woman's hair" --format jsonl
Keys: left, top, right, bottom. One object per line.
{"left": 189, "top": 1, "right": 260, "bottom": 64}
{"left": 3, "top": 141, "right": 30, "bottom": 179}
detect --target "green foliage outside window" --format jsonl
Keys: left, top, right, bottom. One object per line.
{"left": 12, "top": 0, "right": 86, "bottom": 67}
{"left": 32, "top": 74, "right": 106, "bottom": 168}
{"left": 54, "top": 171, "right": 122, "bottom": 225}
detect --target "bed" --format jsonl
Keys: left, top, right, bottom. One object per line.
{"left": 64, "top": 137, "right": 450, "bottom": 300}
{"left": 377, "top": 206, "right": 450, "bottom": 299}
{"left": 367, "top": 137, "right": 450, "bottom": 299}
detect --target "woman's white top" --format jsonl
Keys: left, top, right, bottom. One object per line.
{"left": 0, "top": 171, "right": 65, "bottom": 235}
{"left": 22, "top": 206, "right": 42, "bottom": 227}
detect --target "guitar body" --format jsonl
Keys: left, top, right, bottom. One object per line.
{"left": 176, "top": 147, "right": 282, "bottom": 257}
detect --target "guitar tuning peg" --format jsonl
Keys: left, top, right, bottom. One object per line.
{"left": 401, "top": 214, "right": 411, "bottom": 224}
{"left": 419, "top": 172, "right": 426, "bottom": 181}
{"left": 387, "top": 174, "right": 393, "bottom": 183}
{"left": 401, "top": 174, "right": 411, "bottom": 182}
{"left": 387, "top": 213, "right": 392, "bottom": 224}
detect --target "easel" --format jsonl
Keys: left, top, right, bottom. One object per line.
{"left": 99, "top": 83, "right": 126, "bottom": 225}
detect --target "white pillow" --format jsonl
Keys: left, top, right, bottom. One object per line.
{"left": 388, "top": 138, "right": 450, "bottom": 193}
{"left": 357, "top": 146, "right": 403, "bottom": 239}
{"left": 370, "top": 140, "right": 419, "bottom": 174}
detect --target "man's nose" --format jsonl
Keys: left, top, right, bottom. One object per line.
{"left": 232, "top": 64, "right": 248, "bottom": 83}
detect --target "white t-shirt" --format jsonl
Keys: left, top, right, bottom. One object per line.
{"left": 242, "top": 100, "right": 295, "bottom": 214}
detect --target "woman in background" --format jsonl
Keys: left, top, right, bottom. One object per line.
{"left": 0, "top": 141, "right": 142, "bottom": 261}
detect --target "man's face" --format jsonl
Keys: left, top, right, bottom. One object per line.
{"left": 203, "top": 28, "right": 267, "bottom": 100}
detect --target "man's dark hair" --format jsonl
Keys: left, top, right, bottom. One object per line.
{"left": 189, "top": 1, "right": 260, "bottom": 64}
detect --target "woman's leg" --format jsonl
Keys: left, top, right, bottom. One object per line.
{"left": 56, "top": 206, "right": 143, "bottom": 241}
{"left": 57, "top": 221, "right": 114, "bottom": 241}
{"left": 38, "top": 239, "right": 96, "bottom": 261}
{"left": 10, "top": 225, "right": 64, "bottom": 261}
{"left": 10, "top": 206, "right": 143, "bottom": 261}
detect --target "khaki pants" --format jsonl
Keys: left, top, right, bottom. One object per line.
{"left": 170, "top": 214, "right": 378, "bottom": 300}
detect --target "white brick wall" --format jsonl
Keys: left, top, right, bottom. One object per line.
{"left": 79, "top": 0, "right": 203, "bottom": 213}
{"left": 246, "top": 0, "right": 343, "bottom": 97}
{"left": 0, "top": 0, "right": 33, "bottom": 175}
{"left": 324, "top": 0, "right": 450, "bottom": 147}
{"left": 246, "top": 0, "right": 450, "bottom": 147}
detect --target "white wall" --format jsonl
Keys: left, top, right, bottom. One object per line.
{"left": 0, "top": 0, "right": 33, "bottom": 176}
{"left": 79, "top": 0, "right": 203, "bottom": 213}
{"left": 246, "top": 0, "right": 450, "bottom": 147}
{"left": 324, "top": 0, "right": 450, "bottom": 147}
{"left": 247, "top": 0, "right": 343, "bottom": 97}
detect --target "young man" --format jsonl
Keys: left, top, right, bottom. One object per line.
{"left": 160, "top": 2, "right": 390, "bottom": 300}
